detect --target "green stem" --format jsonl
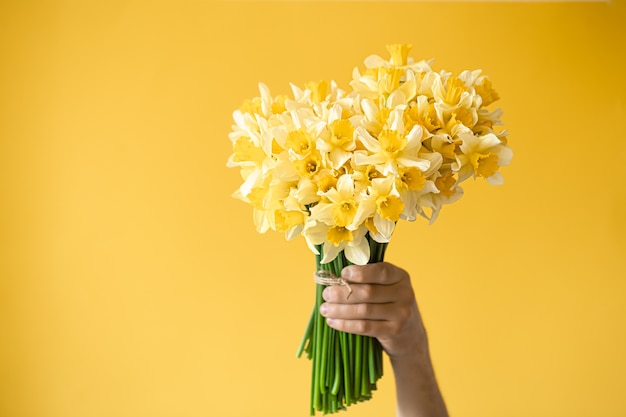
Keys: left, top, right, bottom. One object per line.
{"left": 297, "top": 305, "right": 316, "bottom": 359}
{"left": 361, "top": 335, "right": 369, "bottom": 398}
{"left": 340, "top": 331, "right": 351, "bottom": 406}
{"left": 313, "top": 283, "right": 324, "bottom": 411}
{"left": 354, "top": 334, "right": 362, "bottom": 400}
{"left": 331, "top": 333, "right": 341, "bottom": 395}
{"left": 301, "top": 237, "right": 389, "bottom": 414}
{"left": 320, "top": 312, "right": 330, "bottom": 394}
{"left": 368, "top": 337, "right": 376, "bottom": 385}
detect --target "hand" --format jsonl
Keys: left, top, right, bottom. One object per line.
{"left": 320, "top": 262, "right": 448, "bottom": 417}
{"left": 319, "top": 262, "right": 428, "bottom": 360}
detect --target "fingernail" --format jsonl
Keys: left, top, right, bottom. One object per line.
{"left": 322, "top": 287, "right": 330, "bottom": 300}
{"left": 319, "top": 303, "right": 328, "bottom": 316}
{"left": 326, "top": 317, "right": 334, "bottom": 325}
{"left": 341, "top": 266, "right": 352, "bottom": 280}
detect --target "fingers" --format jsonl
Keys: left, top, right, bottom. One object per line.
{"left": 322, "top": 262, "right": 413, "bottom": 305}
{"left": 341, "top": 262, "right": 409, "bottom": 286}
{"left": 322, "top": 282, "right": 408, "bottom": 304}
{"left": 318, "top": 261, "right": 419, "bottom": 343}
{"left": 320, "top": 301, "right": 402, "bottom": 321}
{"left": 321, "top": 316, "right": 403, "bottom": 339}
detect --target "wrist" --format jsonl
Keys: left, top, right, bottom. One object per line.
{"left": 389, "top": 341, "right": 434, "bottom": 381}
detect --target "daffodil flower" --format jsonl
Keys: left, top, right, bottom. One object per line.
{"left": 302, "top": 219, "right": 370, "bottom": 265}
{"left": 354, "top": 107, "right": 430, "bottom": 176}
{"left": 418, "top": 176, "right": 464, "bottom": 224}
{"left": 316, "top": 104, "right": 357, "bottom": 170}
{"left": 350, "top": 176, "right": 404, "bottom": 243}
{"left": 432, "top": 75, "right": 476, "bottom": 125}
{"left": 452, "top": 132, "right": 513, "bottom": 185}
{"left": 309, "top": 174, "right": 360, "bottom": 228}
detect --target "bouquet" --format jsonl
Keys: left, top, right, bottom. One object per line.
{"left": 227, "top": 44, "right": 512, "bottom": 414}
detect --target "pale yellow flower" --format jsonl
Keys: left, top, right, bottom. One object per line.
{"left": 354, "top": 107, "right": 430, "bottom": 176}
{"left": 274, "top": 208, "right": 307, "bottom": 240}
{"left": 418, "top": 175, "right": 464, "bottom": 224}
{"left": 303, "top": 220, "right": 370, "bottom": 265}
{"left": 432, "top": 75, "right": 478, "bottom": 130}
{"left": 316, "top": 104, "right": 357, "bottom": 170}
{"left": 351, "top": 176, "right": 404, "bottom": 243}
{"left": 310, "top": 174, "right": 359, "bottom": 228}
{"left": 452, "top": 132, "right": 513, "bottom": 185}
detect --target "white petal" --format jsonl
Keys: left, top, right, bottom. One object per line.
{"left": 389, "top": 107, "right": 406, "bottom": 131}
{"left": 361, "top": 99, "right": 379, "bottom": 121}
{"left": 253, "top": 210, "right": 271, "bottom": 234}
{"left": 354, "top": 152, "right": 386, "bottom": 167}
{"left": 373, "top": 216, "right": 396, "bottom": 241}
{"left": 370, "top": 175, "right": 393, "bottom": 193}
{"left": 456, "top": 164, "right": 475, "bottom": 183}
{"left": 355, "top": 126, "right": 381, "bottom": 152}
{"left": 350, "top": 199, "right": 377, "bottom": 230}
{"left": 336, "top": 174, "right": 355, "bottom": 197}
{"left": 329, "top": 149, "right": 353, "bottom": 170}
{"left": 405, "top": 124, "right": 423, "bottom": 148}
{"left": 397, "top": 78, "right": 417, "bottom": 102}
{"left": 486, "top": 171, "right": 504, "bottom": 186}
{"left": 328, "top": 104, "right": 342, "bottom": 124}
{"left": 239, "top": 169, "right": 262, "bottom": 197}
{"left": 387, "top": 90, "right": 407, "bottom": 108}
{"left": 285, "top": 224, "right": 303, "bottom": 240}
{"left": 479, "top": 133, "right": 502, "bottom": 150}
{"left": 310, "top": 202, "right": 335, "bottom": 223}
{"left": 303, "top": 220, "right": 326, "bottom": 245}
{"left": 321, "top": 241, "right": 343, "bottom": 264}
{"left": 399, "top": 190, "right": 418, "bottom": 221}
{"left": 290, "top": 83, "right": 305, "bottom": 101}
{"left": 363, "top": 54, "right": 387, "bottom": 68}
{"left": 397, "top": 156, "right": 430, "bottom": 172}
{"left": 494, "top": 145, "right": 514, "bottom": 167}
{"left": 369, "top": 230, "right": 390, "bottom": 243}
{"left": 258, "top": 82, "right": 271, "bottom": 100}
{"left": 420, "top": 152, "right": 443, "bottom": 177}
{"left": 345, "top": 239, "right": 370, "bottom": 265}
{"left": 304, "top": 237, "right": 320, "bottom": 256}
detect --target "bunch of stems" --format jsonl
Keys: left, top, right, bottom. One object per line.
{"left": 297, "top": 236, "right": 388, "bottom": 415}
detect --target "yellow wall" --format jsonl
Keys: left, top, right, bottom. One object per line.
{"left": 1, "top": 1, "right": 625, "bottom": 416}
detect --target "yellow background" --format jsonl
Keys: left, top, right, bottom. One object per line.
{"left": 1, "top": 1, "right": 625, "bottom": 416}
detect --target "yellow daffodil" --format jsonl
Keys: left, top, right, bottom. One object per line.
{"left": 354, "top": 107, "right": 430, "bottom": 176}
{"left": 303, "top": 219, "right": 370, "bottom": 265}
{"left": 418, "top": 176, "right": 464, "bottom": 224}
{"left": 274, "top": 208, "right": 307, "bottom": 240}
{"left": 316, "top": 104, "right": 357, "bottom": 170}
{"left": 350, "top": 176, "right": 403, "bottom": 243}
{"left": 452, "top": 132, "right": 513, "bottom": 185}
{"left": 309, "top": 174, "right": 359, "bottom": 228}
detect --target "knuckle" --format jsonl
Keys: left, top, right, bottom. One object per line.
{"left": 324, "top": 286, "right": 337, "bottom": 302}
{"left": 356, "top": 303, "right": 371, "bottom": 317}
{"left": 354, "top": 320, "right": 371, "bottom": 335}
{"left": 359, "top": 284, "right": 374, "bottom": 300}
{"left": 379, "top": 263, "right": 392, "bottom": 282}
{"left": 388, "top": 320, "right": 402, "bottom": 334}
{"left": 397, "top": 305, "right": 412, "bottom": 322}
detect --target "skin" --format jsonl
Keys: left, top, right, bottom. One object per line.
{"left": 319, "top": 262, "right": 449, "bottom": 417}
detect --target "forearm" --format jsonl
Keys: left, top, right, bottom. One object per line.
{"left": 389, "top": 343, "right": 448, "bottom": 417}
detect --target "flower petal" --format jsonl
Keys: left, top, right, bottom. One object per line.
{"left": 345, "top": 237, "right": 370, "bottom": 265}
